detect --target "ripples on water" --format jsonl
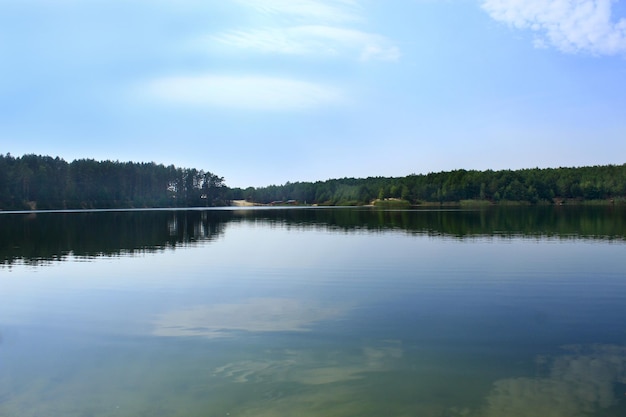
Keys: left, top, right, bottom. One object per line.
{"left": 1, "top": 207, "right": 625, "bottom": 416}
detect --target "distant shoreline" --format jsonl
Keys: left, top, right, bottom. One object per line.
{"left": 2, "top": 155, "right": 625, "bottom": 210}
{"left": 231, "top": 200, "right": 259, "bottom": 207}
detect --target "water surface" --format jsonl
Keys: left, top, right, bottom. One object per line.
{"left": 1, "top": 207, "right": 625, "bottom": 416}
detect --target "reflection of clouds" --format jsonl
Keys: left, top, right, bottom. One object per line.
{"left": 209, "top": 341, "right": 410, "bottom": 417}
{"left": 236, "top": 385, "right": 361, "bottom": 417}
{"left": 481, "top": 345, "right": 626, "bottom": 417}
{"left": 213, "top": 360, "right": 293, "bottom": 383}
{"left": 363, "top": 341, "right": 403, "bottom": 369}
{"left": 153, "top": 298, "right": 342, "bottom": 338}
{"left": 213, "top": 359, "right": 364, "bottom": 385}
{"left": 213, "top": 340, "right": 404, "bottom": 386}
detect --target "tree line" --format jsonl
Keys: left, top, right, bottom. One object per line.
{"left": 0, "top": 154, "right": 227, "bottom": 210}
{"left": 227, "top": 164, "right": 626, "bottom": 205}
{"left": 1, "top": 153, "right": 625, "bottom": 210}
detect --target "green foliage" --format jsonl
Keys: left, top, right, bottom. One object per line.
{"left": 231, "top": 164, "right": 626, "bottom": 206}
{"left": 2, "top": 153, "right": 625, "bottom": 210}
{"left": 459, "top": 199, "right": 492, "bottom": 207}
{"left": 373, "top": 199, "right": 411, "bottom": 209}
{"left": 0, "top": 154, "right": 226, "bottom": 210}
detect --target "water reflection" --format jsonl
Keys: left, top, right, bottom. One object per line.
{"left": 1, "top": 206, "right": 625, "bottom": 265}
{"left": 209, "top": 340, "right": 406, "bottom": 415}
{"left": 2, "top": 207, "right": 626, "bottom": 416}
{"left": 478, "top": 344, "right": 626, "bottom": 417}
{"left": 153, "top": 298, "right": 344, "bottom": 338}
{"left": 0, "top": 210, "right": 228, "bottom": 265}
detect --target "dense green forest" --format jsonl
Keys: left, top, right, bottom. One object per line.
{"left": 0, "top": 154, "right": 227, "bottom": 210}
{"left": 1, "top": 153, "right": 625, "bottom": 210}
{"left": 228, "top": 163, "right": 626, "bottom": 206}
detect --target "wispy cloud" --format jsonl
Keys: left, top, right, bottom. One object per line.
{"left": 209, "top": 0, "right": 400, "bottom": 62}
{"left": 233, "top": 0, "right": 361, "bottom": 23}
{"left": 212, "top": 25, "right": 400, "bottom": 61}
{"left": 140, "top": 1, "right": 396, "bottom": 111}
{"left": 144, "top": 74, "right": 343, "bottom": 111}
{"left": 482, "top": 0, "right": 626, "bottom": 55}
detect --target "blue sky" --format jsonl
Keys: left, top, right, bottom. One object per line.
{"left": 1, "top": 0, "right": 626, "bottom": 188}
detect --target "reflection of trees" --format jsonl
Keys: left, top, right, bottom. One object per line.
{"left": 0, "top": 210, "right": 229, "bottom": 265}
{"left": 233, "top": 206, "right": 626, "bottom": 240}
{"left": 1, "top": 206, "right": 625, "bottom": 265}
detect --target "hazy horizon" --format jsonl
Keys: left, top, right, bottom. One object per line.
{"left": 2, "top": 0, "right": 626, "bottom": 188}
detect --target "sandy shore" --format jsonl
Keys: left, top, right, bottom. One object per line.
{"left": 231, "top": 200, "right": 263, "bottom": 207}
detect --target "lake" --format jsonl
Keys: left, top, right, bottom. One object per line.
{"left": 1, "top": 206, "right": 625, "bottom": 417}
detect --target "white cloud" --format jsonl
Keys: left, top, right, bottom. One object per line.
{"left": 145, "top": 74, "right": 343, "bottom": 111}
{"left": 233, "top": 0, "right": 361, "bottom": 23}
{"left": 482, "top": 0, "right": 626, "bottom": 55}
{"left": 212, "top": 25, "right": 400, "bottom": 61}
{"left": 206, "top": 0, "right": 399, "bottom": 62}
{"left": 140, "top": 1, "right": 396, "bottom": 113}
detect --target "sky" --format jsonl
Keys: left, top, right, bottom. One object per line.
{"left": 1, "top": 0, "right": 626, "bottom": 188}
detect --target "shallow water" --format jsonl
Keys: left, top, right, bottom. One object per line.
{"left": 1, "top": 207, "right": 625, "bottom": 416}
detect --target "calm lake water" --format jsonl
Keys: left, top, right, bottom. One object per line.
{"left": 1, "top": 206, "right": 625, "bottom": 417}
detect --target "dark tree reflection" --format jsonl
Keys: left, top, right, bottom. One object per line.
{"left": 1, "top": 206, "right": 625, "bottom": 265}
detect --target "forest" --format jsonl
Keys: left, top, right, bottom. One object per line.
{"left": 228, "top": 164, "right": 626, "bottom": 206}
{"left": 0, "top": 154, "right": 227, "bottom": 210}
{"left": 1, "top": 153, "right": 625, "bottom": 210}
